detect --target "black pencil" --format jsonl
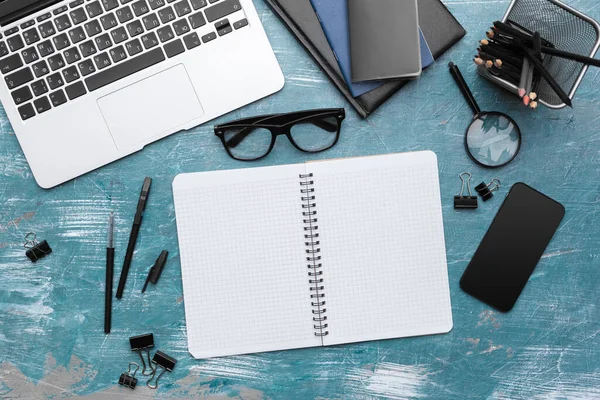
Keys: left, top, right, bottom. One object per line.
{"left": 523, "top": 46, "right": 572, "bottom": 107}
{"left": 105, "top": 212, "right": 115, "bottom": 334}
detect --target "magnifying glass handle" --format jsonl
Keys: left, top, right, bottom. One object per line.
{"left": 449, "top": 62, "right": 482, "bottom": 116}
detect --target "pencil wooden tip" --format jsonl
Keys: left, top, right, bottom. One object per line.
{"left": 530, "top": 101, "right": 538, "bottom": 109}
{"left": 529, "top": 92, "right": 538, "bottom": 101}
{"left": 486, "top": 30, "right": 495, "bottom": 38}
{"left": 485, "top": 60, "right": 493, "bottom": 68}
{"left": 480, "top": 39, "right": 489, "bottom": 46}
{"left": 494, "top": 59, "right": 503, "bottom": 68}
{"left": 518, "top": 88, "right": 526, "bottom": 98}
{"left": 523, "top": 95, "right": 531, "bottom": 106}
{"left": 474, "top": 57, "right": 484, "bottom": 66}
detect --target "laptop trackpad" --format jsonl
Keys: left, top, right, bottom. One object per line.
{"left": 98, "top": 65, "right": 204, "bottom": 150}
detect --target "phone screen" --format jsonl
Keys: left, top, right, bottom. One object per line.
{"left": 460, "top": 183, "right": 565, "bottom": 312}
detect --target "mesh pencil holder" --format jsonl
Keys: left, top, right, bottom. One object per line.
{"left": 477, "top": 0, "right": 600, "bottom": 109}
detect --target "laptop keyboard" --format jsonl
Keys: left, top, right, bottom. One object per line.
{"left": 0, "top": 0, "right": 249, "bottom": 120}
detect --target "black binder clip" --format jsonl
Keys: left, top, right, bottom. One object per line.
{"left": 475, "top": 179, "right": 501, "bottom": 201}
{"left": 454, "top": 172, "right": 478, "bottom": 209}
{"left": 129, "top": 333, "right": 155, "bottom": 376}
{"left": 147, "top": 350, "right": 177, "bottom": 389}
{"left": 24, "top": 233, "right": 52, "bottom": 262}
{"left": 118, "top": 362, "right": 139, "bottom": 389}
{"left": 142, "top": 250, "right": 168, "bottom": 293}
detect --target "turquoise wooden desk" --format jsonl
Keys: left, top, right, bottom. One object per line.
{"left": 1, "top": 0, "right": 599, "bottom": 398}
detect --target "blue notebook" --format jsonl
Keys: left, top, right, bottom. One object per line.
{"left": 311, "top": 0, "right": 434, "bottom": 97}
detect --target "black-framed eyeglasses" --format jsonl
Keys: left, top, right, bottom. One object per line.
{"left": 214, "top": 108, "right": 346, "bottom": 161}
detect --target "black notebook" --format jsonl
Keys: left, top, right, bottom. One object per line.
{"left": 265, "top": 0, "right": 466, "bottom": 118}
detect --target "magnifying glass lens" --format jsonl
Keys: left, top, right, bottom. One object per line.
{"left": 466, "top": 113, "right": 521, "bottom": 168}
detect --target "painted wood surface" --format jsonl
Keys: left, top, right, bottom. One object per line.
{"left": 1, "top": 0, "right": 599, "bottom": 398}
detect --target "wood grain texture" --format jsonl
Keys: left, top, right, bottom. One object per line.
{"left": 1, "top": 0, "right": 599, "bottom": 398}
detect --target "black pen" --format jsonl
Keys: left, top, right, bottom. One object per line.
{"left": 116, "top": 177, "right": 152, "bottom": 299}
{"left": 105, "top": 212, "right": 114, "bottom": 334}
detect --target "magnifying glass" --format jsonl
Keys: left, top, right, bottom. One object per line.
{"left": 448, "top": 62, "right": 521, "bottom": 168}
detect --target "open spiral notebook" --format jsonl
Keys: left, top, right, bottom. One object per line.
{"left": 173, "top": 151, "right": 452, "bottom": 359}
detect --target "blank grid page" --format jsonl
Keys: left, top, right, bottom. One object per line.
{"left": 173, "top": 165, "right": 319, "bottom": 359}
{"left": 310, "top": 152, "right": 453, "bottom": 346}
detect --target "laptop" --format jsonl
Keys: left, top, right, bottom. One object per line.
{"left": 0, "top": 0, "right": 284, "bottom": 188}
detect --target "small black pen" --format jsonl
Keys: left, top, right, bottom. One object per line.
{"left": 104, "top": 212, "right": 114, "bottom": 334}
{"left": 116, "top": 177, "right": 152, "bottom": 299}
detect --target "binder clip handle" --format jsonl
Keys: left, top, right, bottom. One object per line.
{"left": 24, "top": 232, "right": 52, "bottom": 262}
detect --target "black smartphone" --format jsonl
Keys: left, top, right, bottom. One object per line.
{"left": 460, "top": 183, "right": 565, "bottom": 312}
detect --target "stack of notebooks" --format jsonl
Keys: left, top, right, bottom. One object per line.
{"left": 266, "top": 0, "right": 467, "bottom": 118}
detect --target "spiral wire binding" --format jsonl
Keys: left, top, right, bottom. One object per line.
{"left": 300, "top": 173, "right": 328, "bottom": 337}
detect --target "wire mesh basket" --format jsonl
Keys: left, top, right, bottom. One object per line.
{"left": 477, "top": 0, "right": 600, "bottom": 109}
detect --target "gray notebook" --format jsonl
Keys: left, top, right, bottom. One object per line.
{"left": 348, "top": 0, "right": 422, "bottom": 82}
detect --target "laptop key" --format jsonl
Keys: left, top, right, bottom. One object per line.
{"left": 48, "top": 54, "right": 66, "bottom": 71}
{"left": 55, "top": 15, "right": 72, "bottom": 32}
{"left": 69, "top": 27, "right": 87, "bottom": 44}
{"left": 85, "top": 20, "right": 103, "bottom": 37}
{"left": 111, "top": 27, "right": 128, "bottom": 44}
{"left": 174, "top": 0, "right": 191, "bottom": 17}
{"left": 6, "top": 67, "right": 34, "bottom": 89}
{"left": 215, "top": 19, "right": 231, "bottom": 36}
{"left": 201, "top": 31, "right": 216, "bottom": 43}
{"left": 190, "top": 0, "right": 207, "bottom": 10}
{"left": 182, "top": 32, "right": 200, "bottom": 49}
{"left": 188, "top": 12, "right": 205, "bottom": 28}
{"left": 4, "top": 27, "right": 19, "bottom": 36}
{"left": 53, "top": 33, "right": 70, "bottom": 50}
{"left": 125, "top": 39, "right": 143, "bottom": 56}
{"left": 204, "top": 0, "right": 240, "bottom": 23}
{"left": 158, "top": 6, "right": 176, "bottom": 23}
{"left": 12, "top": 86, "right": 33, "bottom": 105}
{"left": 70, "top": 0, "right": 85, "bottom": 8}
{"left": 132, "top": 0, "right": 150, "bottom": 16}
{"left": 37, "top": 40, "right": 55, "bottom": 57}
{"left": 39, "top": 21, "right": 56, "bottom": 38}
{"left": 7, "top": 36, "right": 25, "bottom": 52}
{"left": 47, "top": 73, "right": 65, "bottom": 89}
{"left": 157, "top": 26, "right": 174, "bottom": 42}
{"left": 93, "top": 52, "right": 112, "bottom": 69}
{"left": 86, "top": 1, "right": 104, "bottom": 18}
{"left": 62, "top": 66, "right": 80, "bottom": 83}
{"left": 22, "top": 47, "right": 39, "bottom": 64}
{"left": 173, "top": 19, "right": 190, "bottom": 36}
{"left": 50, "top": 89, "right": 67, "bottom": 106}
{"left": 127, "top": 20, "right": 144, "bottom": 37}
{"left": 18, "top": 103, "right": 36, "bottom": 120}
{"left": 85, "top": 47, "right": 165, "bottom": 91}
{"left": 110, "top": 45, "right": 127, "bottom": 62}
{"left": 95, "top": 33, "right": 113, "bottom": 50}
{"left": 101, "top": 13, "right": 118, "bottom": 30}
{"left": 102, "top": 0, "right": 120, "bottom": 11}
{"left": 70, "top": 8, "right": 88, "bottom": 25}
{"left": 64, "top": 47, "right": 82, "bottom": 64}
{"left": 78, "top": 59, "right": 96, "bottom": 76}
{"left": 31, "top": 79, "right": 48, "bottom": 96}
{"left": 0, "top": 54, "right": 22, "bottom": 73}
{"left": 142, "top": 13, "right": 160, "bottom": 30}
{"left": 65, "top": 81, "right": 87, "bottom": 100}
{"left": 116, "top": 6, "right": 134, "bottom": 23}
{"left": 0, "top": 41, "right": 8, "bottom": 57}
{"left": 32, "top": 60, "right": 50, "bottom": 77}
{"left": 233, "top": 18, "right": 247, "bottom": 30}
{"left": 37, "top": 13, "right": 52, "bottom": 22}
{"left": 141, "top": 32, "right": 159, "bottom": 49}
{"left": 164, "top": 38, "right": 184, "bottom": 58}
{"left": 23, "top": 28, "right": 40, "bottom": 45}
{"left": 20, "top": 20, "right": 35, "bottom": 30}
{"left": 34, "top": 96, "right": 52, "bottom": 113}
{"left": 54, "top": 6, "right": 68, "bottom": 15}
{"left": 149, "top": 0, "right": 166, "bottom": 9}
{"left": 79, "top": 40, "right": 97, "bottom": 57}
